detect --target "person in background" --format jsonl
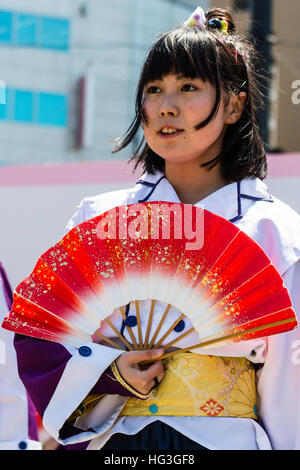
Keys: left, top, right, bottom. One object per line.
{"left": 0, "top": 261, "right": 41, "bottom": 450}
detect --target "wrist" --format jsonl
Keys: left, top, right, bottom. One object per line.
{"left": 111, "top": 361, "right": 152, "bottom": 400}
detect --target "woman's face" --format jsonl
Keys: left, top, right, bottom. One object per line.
{"left": 142, "top": 73, "right": 230, "bottom": 167}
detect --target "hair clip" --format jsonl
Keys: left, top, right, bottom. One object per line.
{"left": 208, "top": 18, "right": 229, "bottom": 35}
{"left": 184, "top": 6, "right": 206, "bottom": 29}
{"left": 229, "top": 80, "right": 247, "bottom": 94}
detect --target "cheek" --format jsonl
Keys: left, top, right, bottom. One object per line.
{"left": 203, "top": 117, "right": 225, "bottom": 138}
{"left": 141, "top": 108, "right": 147, "bottom": 128}
{"left": 142, "top": 122, "right": 153, "bottom": 143}
{"left": 187, "top": 105, "right": 201, "bottom": 116}
{"left": 141, "top": 102, "right": 155, "bottom": 124}
{"left": 186, "top": 98, "right": 214, "bottom": 122}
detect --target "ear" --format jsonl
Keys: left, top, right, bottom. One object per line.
{"left": 225, "top": 92, "right": 247, "bottom": 125}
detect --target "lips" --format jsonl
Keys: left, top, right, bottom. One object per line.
{"left": 157, "top": 126, "right": 184, "bottom": 137}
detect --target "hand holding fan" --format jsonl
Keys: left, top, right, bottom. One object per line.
{"left": 2, "top": 202, "right": 297, "bottom": 360}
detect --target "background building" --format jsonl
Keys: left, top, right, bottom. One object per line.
{"left": 210, "top": 0, "right": 300, "bottom": 153}
{"left": 0, "top": 0, "right": 206, "bottom": 166}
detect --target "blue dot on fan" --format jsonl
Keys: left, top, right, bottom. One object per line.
{"left": 174, "top": 320, "right": 185, "bottom": 333}
{"left": 125, "top": 315, "right": 138, "bottom": 327}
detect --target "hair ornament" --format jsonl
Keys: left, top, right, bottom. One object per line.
{"left": 208, "top": 17, "right": 229, "bottom": 35}
{"left": 184, "top": 6, "right": 206, "bottom": 29}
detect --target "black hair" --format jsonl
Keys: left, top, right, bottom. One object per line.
{"left": 113, "top": 8, "right": 267, "bottom": 182}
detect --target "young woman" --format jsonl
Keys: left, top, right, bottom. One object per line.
{"left": 14, "top": 7, "right": 300, "bottom": 450}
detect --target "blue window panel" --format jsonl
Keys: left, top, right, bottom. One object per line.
{"left": 17, "top": 14, "right": 37, "bottom": 46}
{"left": 0, "top": 99, "right": 7, "bottom": 119}
{"left": 0, "top": 80, "right": 6, "bottom": 106}
{"left": 14, "top": 90, "right": 34, "bottom": 122}
{"left": 40, "top": 17, "right": 70, "bottom": 50}
{"left": 0, "top": 88, "right": 14, "bottom": 120}
{"left": 0, "top": 10, "right": 12, "bottom": 43}
{"left": 38, "top": 93, "right": 68, "bottom": 127}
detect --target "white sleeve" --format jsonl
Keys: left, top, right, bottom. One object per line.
{"left": 42, "top": 342, "right": 126, "bottom": 445}
{"left": 64, "top": 198, "right": 88, "bottom": 235}
{"left": 257, "top": 260, "right": 300, "bottom": 450}
{"left": 0, "top": 282, "right": 41, "bottom": 450}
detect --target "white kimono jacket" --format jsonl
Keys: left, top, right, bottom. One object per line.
{"left": 43, "top": 172, "right": 300, "bottom": 450}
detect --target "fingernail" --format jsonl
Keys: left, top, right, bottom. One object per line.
{"left": 153, "top": 349, "right": 164, "bottom": 356}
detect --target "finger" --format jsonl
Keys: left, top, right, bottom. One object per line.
{"left": 125, "top": 348, "right": 164, "bottom": 365}
{"left": 151, "top": 369, "right": 165, "bottom": 390}
{"left": 141, "top": 360, "right": 164, "bottom": 380}
{"left": 156, "top": 369, "right": 165, "bottom": 383}
{"left": 151, "top": 377, "right": 159, "bottom": 390}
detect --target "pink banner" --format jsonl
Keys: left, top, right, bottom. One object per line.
{"left": 267, "top": 153, "right": 300, "bottom": 178}
{"left": 0, "top": 154, "right": 299, "bottom": 187}
{"left": 0, "top": 160, "right": 138, "bottom": 187}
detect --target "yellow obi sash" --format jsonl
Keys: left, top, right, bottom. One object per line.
{"left": 120, "top": 353, "right": 258, "bottom": 420}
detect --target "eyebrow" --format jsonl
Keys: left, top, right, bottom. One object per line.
{"left": 176, "top": 74, "right": 187, "bottom": 80}
{"left": 150, "top": 74, "right": 196, "bottom": 82}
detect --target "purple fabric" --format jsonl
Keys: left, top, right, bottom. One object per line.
{"left": 0, "top": 261, "right": 13, "bottom": 311}
{"left": 59, "top": 440, "right": 89, "bottom": 450}
{"left": 14, "top": 335, "right": 72, "bottom": 418}
{"left": 14, "top": 335, "right": 90, "bottom": 449}
{"left": 90, "top": 363, "right": 137, "bottom": 398}
{"left": 14, "top": 334, "right": 139, "bottom": 448}
{"left": 14, "top": 335, "right": 136, "bottom": 418}
{"left": 27, "top": 394, "right": 39, "bottom": 442}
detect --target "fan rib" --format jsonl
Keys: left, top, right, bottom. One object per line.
{"left": 104, "top": 318, "right": 134, "bottom": 351}
{"left": 148, "top": 303, "right": 171, "bottom": 348}
{"left": 93, "top": 331, "right": 125, "bottom": 350}
{"left": 144, "top": 300, "right": 155, "bottom": 348}
{"left": 119, "top": 306, "right": 138, "bottom": 349}
{"left": 154, "top": 313, "right": 185, "bottom": 348}
{"left": 156, "top": 316, "right": 297, "bottom": 361}
{"left": 162, "top": 327, "right": 194, "bottom": 349}
{"left": 135, "top": 300, "right": 143, "bottom": 349}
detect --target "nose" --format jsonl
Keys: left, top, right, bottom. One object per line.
{"left": 159, "top": 95, "right": 179, "bottom": 117}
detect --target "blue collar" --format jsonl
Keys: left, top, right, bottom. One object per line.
{"left": 135, "top": 172, "right": 273, "bottom": 223}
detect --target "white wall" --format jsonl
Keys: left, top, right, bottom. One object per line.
{"left": 0, "top": 180, "right": 135, "bottom": 288}
{"left": 266, "top": 177, "right": 300, "bottom": 214}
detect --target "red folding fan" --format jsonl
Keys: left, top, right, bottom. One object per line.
{"left": 2, "top": 202, "right": 297, "bottom": 359}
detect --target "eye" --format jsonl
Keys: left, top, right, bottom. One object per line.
{"left": 145, "top": 85, "right": 161, "bottom": 94}
{"left": 181, "top": 83, "right": 197, "bottom": 92}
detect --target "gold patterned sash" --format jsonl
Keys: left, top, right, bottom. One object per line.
{"left": 121, "top": 353, "right": 258, "bottom": 419}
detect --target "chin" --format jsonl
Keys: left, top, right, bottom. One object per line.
{"left": 160, "top": 153, "right": 201, "bottom": 165}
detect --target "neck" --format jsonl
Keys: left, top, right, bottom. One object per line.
{"left": 165, "top": 161, "right": 227, "bottom": 204}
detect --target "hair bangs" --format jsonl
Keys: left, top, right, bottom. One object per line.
{"left": 140, "top": 29, "right": 217, "bottom": 87}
